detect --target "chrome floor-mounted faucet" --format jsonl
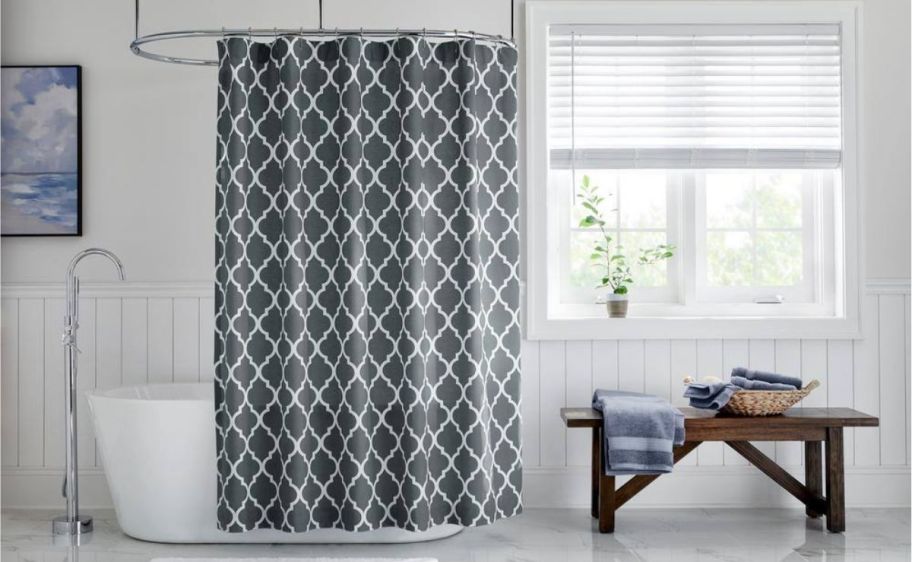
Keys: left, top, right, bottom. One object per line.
{"left": 53, "top": 249, "right": 125, "bottom": 537}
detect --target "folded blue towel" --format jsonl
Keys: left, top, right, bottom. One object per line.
{"left": 683, "top": 381, "right": 738, "bottom": 410}
{"left": 731, "top": 375, "right": 798, "bottom": 391}
{"left": 592, "top": 390, "right": 685, "bottom": 475}
{"left": 731, "top": 367, "right": 802, "bottom": 389}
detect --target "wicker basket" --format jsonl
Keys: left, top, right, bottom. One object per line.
{"left": 684, "top": 377, "right": 821, "bottom": 416}
{"left": 723, "top": 379, "right": 820, "bottom": 416}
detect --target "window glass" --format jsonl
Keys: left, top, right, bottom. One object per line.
{"left": 703, "top": 172, "right": 806, "bottom": 289}
{"left": 567, "top": 171, "right": 671, "bottom": 298}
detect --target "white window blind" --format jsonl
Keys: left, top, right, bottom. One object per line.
{"left": 548, "top": 24, "right": 843, "bottom": 169}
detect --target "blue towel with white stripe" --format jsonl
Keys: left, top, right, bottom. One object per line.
{"left": 731, "top": 367, "right": 802, "bottom": 389}
{"left": 592, "top": 390, "right": 685, "bottom": 475}
{"left": 731, "top": 375, "right": 798, "bottom": 391}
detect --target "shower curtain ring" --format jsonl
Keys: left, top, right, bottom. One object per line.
{"left": 273, "top": 27, "right": 278, "bottom": 40}
{"left": 247, "top": 26, "right": 252, "bottom": 39}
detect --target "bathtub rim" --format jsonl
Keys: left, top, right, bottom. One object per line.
{"left": 86, "top": 381, "right": 211, "bottom": 402}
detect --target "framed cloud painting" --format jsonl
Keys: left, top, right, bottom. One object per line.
{"left": 1, "top": 65, "right": 82, "bottom": 236}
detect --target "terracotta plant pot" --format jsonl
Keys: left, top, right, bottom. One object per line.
{"left": 607, "top": 294, "right": 628, "bottom": 318}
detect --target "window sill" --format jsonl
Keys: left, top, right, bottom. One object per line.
{"left": 524, "top": 313, "right": 862, "bottom": 340}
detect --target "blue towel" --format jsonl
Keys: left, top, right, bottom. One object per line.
{"left": 683, "top": 381, "right": 738, "bottom": 410}
{"left": 731, "top": 367, "right": 802, "bottom": 389}
{"left": 731, "top": 375, "right": 798, "bottom": 391}
{"left": 592, "top": 390, "right": 685, "bottom": 475}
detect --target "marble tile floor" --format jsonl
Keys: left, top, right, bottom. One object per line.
{"left": 2, "top": 508, "right": 909, "bottom": 562}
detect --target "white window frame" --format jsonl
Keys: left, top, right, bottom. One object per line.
{"left": 525, "top": 0, "right": 863, "bottom": 340}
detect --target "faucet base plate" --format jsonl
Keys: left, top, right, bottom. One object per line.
{"left": 52, "top": 515, "right": 93, "bottom": 536}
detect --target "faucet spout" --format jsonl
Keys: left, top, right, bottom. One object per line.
{"left": 66, "top": 248, "right": 126, "bottom": 282}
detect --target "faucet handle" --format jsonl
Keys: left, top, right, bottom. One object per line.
{"left": 61, "top": 329, "right": 82, "bottom": 354}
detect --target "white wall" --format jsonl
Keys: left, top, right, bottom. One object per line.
{"left": 0, "top": 0, "right": 908, "bottom": 282}
{"left": 1, "top": 0, "right": 909, "bottom": 509}
{"left": 860, "top": 0, "right": 911, "bottom": 279}
{"left": 0, "top": 0, "right": 512, "bottom": 282}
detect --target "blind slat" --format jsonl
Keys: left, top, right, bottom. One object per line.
{"left": 550, "top": 148, "right": 841, "bottom": 170}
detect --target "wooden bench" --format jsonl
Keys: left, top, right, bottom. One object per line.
{"left": 561, "top": 406, "right": 879, "bottom": 534}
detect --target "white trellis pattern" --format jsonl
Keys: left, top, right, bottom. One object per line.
{"left": 214, "top": 36, "right": 521, "bottom": 532}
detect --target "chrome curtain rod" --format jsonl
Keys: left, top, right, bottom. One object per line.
{"left": 131, "top": 0, "right": 516, "bottom": 66}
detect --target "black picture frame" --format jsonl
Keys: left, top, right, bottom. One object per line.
{"left": 1, "top": 64, "right": 82, "bottom": 237}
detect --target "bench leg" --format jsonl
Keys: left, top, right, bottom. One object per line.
{"left": 825, "top": 428, "right": 845, "bottom": 532}
{"left": 805, "top": 441, "right": 823, "bottom": 518}
{"left": 598, "top": 474, "right": 615, "bottom": 533}
{"left": 591, "top": 427, "right": 600, "bottom": 518}
{"left": 592, "top": 425, "right": 616, "bottom": 532}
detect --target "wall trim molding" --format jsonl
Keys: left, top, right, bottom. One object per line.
{"left": 3, "top": 468, "right": 113, "bottom": 510}
{"left": 523, "top": 465, "right": 911, "bottom": 509}
{"left": 865, "top": 278, "right": 912, "bottom": 294}
{"left": 3, "top": 465, "right": 908, "bottom": 510}
{"left": 2, "top": 278, "right": 908, "bottom": 300}
{"left": 0, "top": 281, "right": 214, "bottom": 299}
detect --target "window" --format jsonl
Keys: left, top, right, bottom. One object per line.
{"left": 526, "top": 1, "right": 861, "bottom": 339}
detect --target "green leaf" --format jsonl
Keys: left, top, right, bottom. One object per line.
{"left": 579, "top": 216, "right": 597, "bottom": 227}
{"left": 614, "top": 286, "right": 628, "bottom": 295}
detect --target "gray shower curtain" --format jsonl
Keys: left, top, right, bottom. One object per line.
{"left": 213, "top": 35, "right": 520, "bottom": 532}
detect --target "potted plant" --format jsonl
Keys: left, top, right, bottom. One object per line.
{"left": 577, "top": 175, "right": 675, "bottom": 318}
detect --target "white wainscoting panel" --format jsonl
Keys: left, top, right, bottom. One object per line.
{"left": 1, "top": 281, "right": 909, "bottom": 508}
{"left": 17, "top": 298, "right": 45, "bottom": 469}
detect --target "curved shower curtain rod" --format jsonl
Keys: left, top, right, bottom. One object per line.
{"left": 131, "top": 0, "right": 516, "bottom": 66}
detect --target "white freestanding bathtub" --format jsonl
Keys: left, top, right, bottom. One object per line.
{"left": 87, "top": 383, "right": 463, "bottom": 543}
